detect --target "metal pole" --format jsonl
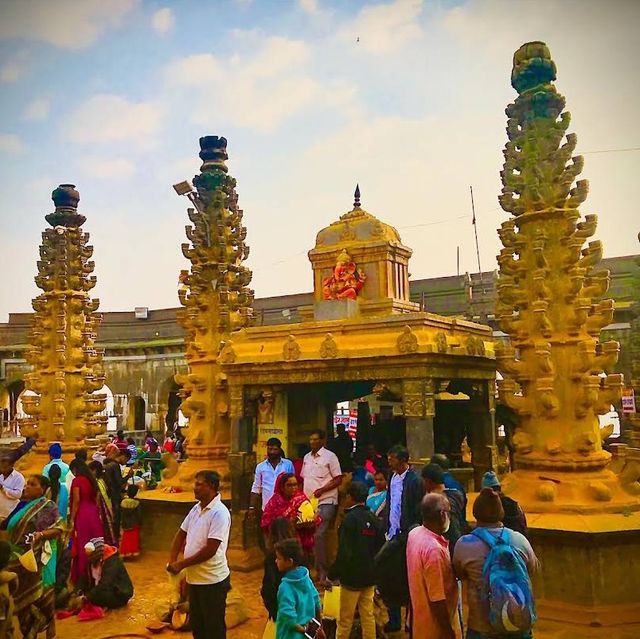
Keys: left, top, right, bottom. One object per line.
{"left": 470, "top": 185, "right": 482, "bottom": 284}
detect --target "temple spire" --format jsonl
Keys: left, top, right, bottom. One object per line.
{"left": 353, "top": 184, "right": 361, "bottom": 209}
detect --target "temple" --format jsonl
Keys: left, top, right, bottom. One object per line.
{"left": 0, "top": 37, "right": 639, "bottom": 638}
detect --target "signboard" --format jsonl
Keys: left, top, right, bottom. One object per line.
{"left": 622, "top": 388, "right": 636, "bottom": 414}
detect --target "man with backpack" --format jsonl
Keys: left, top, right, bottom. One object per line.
{"left": 421, "top": 463, "right": 468, "bottom": 553}
{"left": 453, "top": 488, "right": 539, "bottom": 639}
{"left": 481, "top": 471, "right": 528, "bottom": 536}
{"left": 328, "top": 481, "right": 384, "bottom": 639}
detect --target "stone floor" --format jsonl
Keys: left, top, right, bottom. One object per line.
{"left": 15, "top": 550, "right": 640, "bottom": 639}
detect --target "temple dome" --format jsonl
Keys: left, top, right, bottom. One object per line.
{"left": 314, "top": 206, "right": 402, "bottom": 248}
{"left": 314, "top": 186, "right": 402, "bottom": 249}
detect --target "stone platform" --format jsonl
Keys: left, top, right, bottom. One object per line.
{"left": 139, "top": 490, "right": 263, "bottom": 572}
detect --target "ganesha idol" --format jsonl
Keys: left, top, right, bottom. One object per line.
{"left": 322, "top": 250, "right": 367, "bottom": 301}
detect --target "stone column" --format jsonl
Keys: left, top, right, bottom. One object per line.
{"left": 403, "top": 378, "right": 435, "bottom": 467}
{"left": 468, "top": 380, "right": 495, "bottom": 488}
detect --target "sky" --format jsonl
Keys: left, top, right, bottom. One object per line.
{"left": 1, "top": 0, "right": 638, "bottom": 321}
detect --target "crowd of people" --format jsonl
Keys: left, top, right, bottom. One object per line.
{"left": 0, "top": 428, "right": 179, "bottom": 638}
{"left": 0, "top": 426, "right": 536, "bottom": 639}
{"left": 243, "top": 431, "right": 536, "bottom": 639}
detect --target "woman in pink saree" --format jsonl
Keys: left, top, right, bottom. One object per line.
{"left": 260, "top": 473, "right": 320, "bottom": 557}
{"left": 68, "top": 460, "right": 105, "bottom": 584}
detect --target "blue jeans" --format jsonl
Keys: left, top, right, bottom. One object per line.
{"left": 315, "top": 503, "right": 337, "bottom": 580}
{"left": 467, "top": 630, "right": 533, "bottom": 639}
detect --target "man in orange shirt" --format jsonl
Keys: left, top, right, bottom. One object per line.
{"left": 406, "top": 493, "right": 459, "bottom": 639}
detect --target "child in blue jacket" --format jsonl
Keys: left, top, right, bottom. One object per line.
{"left": 275, "top": 538, "right": 324, "bottom": 639}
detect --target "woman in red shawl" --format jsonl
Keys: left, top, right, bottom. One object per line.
{"left": 260, "top": 473, "right": 319, "bottom": 556}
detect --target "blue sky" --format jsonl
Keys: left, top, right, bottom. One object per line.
{"left": 1, "top": 0, "right": 638, "bottom": 320}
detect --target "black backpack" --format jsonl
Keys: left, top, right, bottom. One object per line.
{"left": 443, "top": 487, "right": 468, "bottom": 552}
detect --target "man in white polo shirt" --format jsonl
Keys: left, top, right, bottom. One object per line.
{"left": 168, "top": 470, "right": 231, "bottom": 639}
{"left": 301, "top": 428, "right": 343, "bottom": 587}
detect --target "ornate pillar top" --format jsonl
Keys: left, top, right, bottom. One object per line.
{"left": 46, "top": 183, "right": 86, "bottom": 227}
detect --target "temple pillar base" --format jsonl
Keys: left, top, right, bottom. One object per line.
{"left": 13, "top": 438, "right": 101, "bottom": 477}
{"left": 228, "top": 508, "right": 263, "bottom": 572}
{"left": 528, "top": 514, "right": 640, "bottom": 626}
{"left": 161, "top": 445, "right": 231, "bottom": 499}
{"left": 501, "top": 467, "right": 640, "bottom": 514}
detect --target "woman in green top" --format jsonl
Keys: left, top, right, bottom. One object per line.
{"left": 3, "top": 474, "right": 64, "bottom": 639}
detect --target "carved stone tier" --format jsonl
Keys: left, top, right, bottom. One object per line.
{"left": 166, "top": 136, "right": 253, "bottom": 492}
{"left": 495, "top": 42, "right": 638, "bottom": 514}
{"left": 21, "top": 184, "right": 107, "bottom": 450}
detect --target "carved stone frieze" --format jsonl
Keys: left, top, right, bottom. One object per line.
{"left": 219, "top": 341, "right": 237, "bottom": 363}
{"left": 397, "top": 325, "right": 418, "bottom": 354}
{"left": 435, "top": 332, "right": 448, "bottom": 353}
{"left": 320, "top": 333, "right": 338, "bottom": 359}
{"left": 228, "top": 385, "right": 244, "bottom": 419}
{"left": 283, "top": 335, "right": 301, "bottom": 361}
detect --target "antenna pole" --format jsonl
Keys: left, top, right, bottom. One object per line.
{"left": 470, "top": 185, "right": 482, "bottom": 283}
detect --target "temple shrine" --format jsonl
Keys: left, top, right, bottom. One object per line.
{"left": 0, "top": 37, "right": 639, "bottom": 639}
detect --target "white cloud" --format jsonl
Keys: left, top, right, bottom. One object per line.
{"left": 0, "top": 0, "right": 139, "bottom": 49}
{"left": 24, "top": 97, "right": 51, "bottom": 121}
{"left": 165, "top": 37, "right": 324, "bottom": 133}
{"left": 0, "top": 133, "right": 25, "bottom": 154}
{"left": 1, "top": 61, "right": 24, "bottom": 83}
{"left": 64, "top": 95, "right": 164, "bottom": 144}
{"left": 81, "top": 156, "right": 136, "bottom": 179}
{"left": 151, "top": 7, "right": 175, "bottom": 36}
{"left": 299, "top": 0, "right": 319, "bottom": 14}
{"left": 165, "top": 54, "right": 222, "bottom": 86}
{"left": 0, "top": 50, "right": 30, "bottom": 82}
{"left": 337, "top": 0, "right": 424, "bottom": 54}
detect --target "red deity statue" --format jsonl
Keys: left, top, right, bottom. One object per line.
{"left": 322, "top": 250, "right": 367, "bottom": 301}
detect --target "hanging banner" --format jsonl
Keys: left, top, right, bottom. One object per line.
{"left": 621, "top": 388, "right": 636, "bottom": 414}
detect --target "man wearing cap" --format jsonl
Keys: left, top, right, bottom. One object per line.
{"left": 0, "top": 451, "right": 25, "bottom": 523}
{"left": 481, "top": 471, "right": 527, "bottom": 536}
{"left": 249, "top": 437, "right": 295, "bottom": 512}
{"left": 43, "top": 443, "right": 70, "bottom": 482}
{"left": 167, "top": 470, "right": 231, "bottom": 639}
{"left": 453, "top": 489, "right": 538, "bottom": 639}
{"left": 76, "top": 536, "right": 134, "bottom": 609}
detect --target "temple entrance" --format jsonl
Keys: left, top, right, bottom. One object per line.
{"left": 285, "top": 380, "right": 379, "bottom": 460}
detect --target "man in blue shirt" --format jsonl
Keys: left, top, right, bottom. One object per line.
{"left": 249, "top": 437, "right": 294, "bottom": 511}
{"left": 42, "top": 443, "right": 70, "bottom": 481}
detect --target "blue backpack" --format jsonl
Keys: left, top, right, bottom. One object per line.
{"left": 471, "top": 527, "right": 536, "bottom": 634}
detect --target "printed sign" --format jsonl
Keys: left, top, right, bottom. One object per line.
{"left": 622, "top": 388, "right": 636, "bottom": 414}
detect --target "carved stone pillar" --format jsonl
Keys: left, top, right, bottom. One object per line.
{"left": 403, "top": 378, "right": 435, "bottom": 467}
{"left": 226, "top": 384, "right": 261, "bottom": 571}
{"left": 469, "top": 381, "right": 495, "bottom": 488}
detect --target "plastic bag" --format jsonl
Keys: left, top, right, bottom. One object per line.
{"left": 262, "top": 618, "right": 276, "bottom": 639}
{"left": 323, "top": 585, "right": 341, "bottom": 620}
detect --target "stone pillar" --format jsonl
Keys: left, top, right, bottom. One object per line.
{"left": 468, "top": 380, "right": 495, "bottom": 488}
{"left": 227, "top": 384, "right": 262, "bottom": 572}
{"left": 403, "top": 378, "right": 435, "bottom": 467}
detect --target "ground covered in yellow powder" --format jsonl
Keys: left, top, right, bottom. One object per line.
{"left": 14, "top": 550, "right": 640, "bottom": 639}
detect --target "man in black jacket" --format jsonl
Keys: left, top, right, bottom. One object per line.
{"left": 380, "top": 444, "right": 423, "bottom": 632}
{"left": 104, "top": 449, "right": 133, "bottom": 539}
{"left": 328, "top": 481, "right": 383, "bottom": 639}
